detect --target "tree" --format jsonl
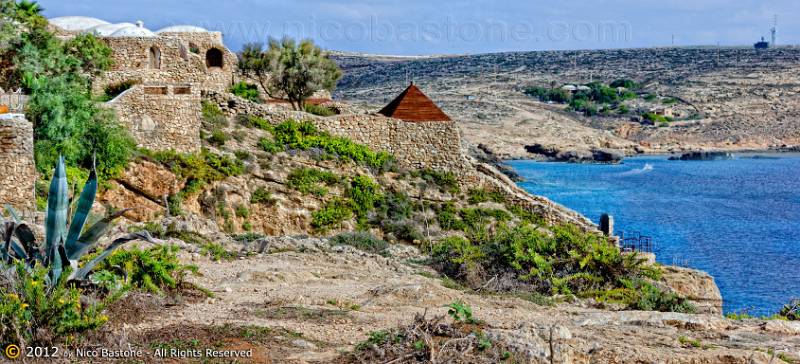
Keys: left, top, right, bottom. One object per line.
{"left": 63, "top": 33, "right": 113, "bottom": 92}
{"left": 239, "top": 37, "right": 342, "bottom": 110}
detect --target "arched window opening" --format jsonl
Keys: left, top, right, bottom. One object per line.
{"left": 148, "top": 46, "right": 161, "bottom": 69}
{"left": 205, "top": 48, "right": 223, "bottom": 69}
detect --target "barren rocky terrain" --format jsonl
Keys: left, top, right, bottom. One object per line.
{"left": 79, "top": 233, "right": 799, "bottom": 363}
{"left": 333, "top": 47, "right": 800, "bottom": 159}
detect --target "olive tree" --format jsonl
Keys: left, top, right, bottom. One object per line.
{"left": 239, "top": 37, "right": 341, "bottom": 110}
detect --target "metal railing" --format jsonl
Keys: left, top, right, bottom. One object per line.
{"left": 620, "top": 231, "right": 654, "bottom": 253}
{"left": 0, "top": 88, "right": 28, "bottom": 113}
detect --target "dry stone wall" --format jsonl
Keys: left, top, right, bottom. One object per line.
{"left": 204, "top": 91, "right": 468, "bottom": 171}
{"left": 0, "top": 115, "right": 36, "bottom": 212}
{"left": 109, "top": 84, "right": 201, "bottom": 152}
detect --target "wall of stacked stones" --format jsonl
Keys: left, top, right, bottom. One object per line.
{"left": 204, "top": 91, "right": 467, "bottom": 171}
{"left": 0, "top": 115, "right": 36, "bottom": 213}
{"left": 95, "top": 33, "right": 237, "bottom": 95}
{"left": 109, "top": 85, "right": 201, "bottom": 153}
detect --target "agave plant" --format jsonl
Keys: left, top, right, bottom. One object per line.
{"left": 1, "top": 156, "right": 154, "bottom": 286}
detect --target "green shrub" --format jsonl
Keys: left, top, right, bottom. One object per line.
{"left": 239, "top": 115, "right": 273, "bottom": 131}
{"left": 430, "top": 223, "right": 688, "bottom": 312}
{"left": 330, "top": 231, "right": 390, "bottom": 256}
{"left": 467, "top": 188, "right": 506, "bottom": 204}
{"left": 609, "top": 79, "right": 639, "bottom": 90}
{"left": 201, "top": 100, "right": 227, "bottom": 127}
{"left": 524, "top": 86, "right": 571, "bottom": 103}
{"left": 234, "top": 150, "right": 251, "bottom": 161}
{"left": 384, "top": 220, "right": 424, "bottom": 242}
{"left": 207, "top": 129, "right": 229, "bottom": 146}
{"left": 287, "top": 168, "right": 341, "bottom": 196}
{"left": 779, "top": 299, "right": 799, "bottom": 320}
{"left": 229, "top": 82, "right": 260, "bottom": 102}
{"left": 200, "top": 243, "right": 236, "bottom": 262}
{"left": 311, "top": 198, "right": 353, "bottom": 231}
{"left": 97, "top": 245, "right": 197, "bottom": 294}
{"left": 643, "top": 112, "right": 671, "bottom": 124}
{"left": 447, "top": 300, "right": 476, "bottom": 323}
{"left": 258, "top": 138, "right": 284, "bottom": 153}
{"left": 413, "top": 169, "right": 459, "bottom": 194}
{"left": 0, "top": 263, "right": 111, "bottom": 346}
{"left": 347, "top": 175, "right": 382, "bottom": 225}
{"left": 250, "top": 187, "right": 275, "bottom": 205}
{"left": 270, "top": 120, "right": 395, "bottom": 172}
{"left": 304, "top": 103, "right": 337, "bottom": 116}
{"left": 235, "top": 204, "right": 250, "bottom": 218}
{"left": 643, "top": 93, "right": 658, "bottom": 101}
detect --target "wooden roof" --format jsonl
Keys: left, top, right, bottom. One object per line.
{"left": 378, "top": 83, "right": 451, "bottom": 122}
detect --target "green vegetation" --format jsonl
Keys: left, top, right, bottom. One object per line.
{"left": 145, "top": 148, "right": 244, "bottom": 215}
{"left": 447, "top": 300, "right": 476, "bottom": 323}
{"left": 201, "top": 100, "right": 227, "bottom": 127}
{"left": 1, "top": 5, "right": 134, "bottom": 180}
{"left": 287, "top": 167, "right": 341, "bottom": 196}
{"left": 239, "top": 37, "right": 342, "bottom": 110}
{"left": 524, "top": 86, "right": 571, "bottom": 103}
{"left": 609, "top": 79, "right": 639, "bottom": 89}
{"left": 96, "top": 245, "right": 198, "bottom": 293}
{"left": 467, "top": 188, "right": 506, "bottom": 204}
{"left": 0, "top": 263, "right": 110, "bottom": 346}
{"left": 207, "top": 129, "right": 229, "bottom": 146}
{"left": 779, "top": 299, "right": 799, "bottom": 320}
{"left": 200, "top": 243, "right": 236, "bottom": 262}
{"left": 259, "top": 120, "right": 395, "bottom": 172}
{"left": 238, "top": 114, "right": 273, "bottom": 131}
{"left": 250, "top": 187, "right": 275, "bottom": 205}
{"left": 304, "top": 103, "right": 337, "bottom": 116}
{"left": 311, "top": 198, "right": 353, "bottom": 231}
{"left": 0, "top": 158, "right": 155, "bottom": 346}
{"left": 412, "top": 168, "right": 459, "bottom": 194}
{"left": 643, "top": 112, "right": 673, "bottom": 124}
{"left": 430, "top": 223, "right": 692, "bottom": 313}
{"left": 229, "top": 81, "right": 260, "bottom": 102}
{"left": 330, "top": 231, "right": 390, "bottom": 256}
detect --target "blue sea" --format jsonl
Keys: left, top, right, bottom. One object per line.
{"left": 509, "top": 154, "right": 800, "bottom": 315}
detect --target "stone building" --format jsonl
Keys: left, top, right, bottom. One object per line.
{"left": 48, "top": 17, "right": 239, "bottom": 152}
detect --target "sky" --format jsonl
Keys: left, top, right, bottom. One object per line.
{"left": 38, "top": 0, "right": 798, "bottom": 55}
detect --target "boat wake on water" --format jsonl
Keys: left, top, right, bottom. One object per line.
{"left": 618, "top": 163, "right": 654, "bottom": 176}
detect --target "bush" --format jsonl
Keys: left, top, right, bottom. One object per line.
{"left": 413, "top": 169, "right": 459, "bottom": 194}
{"left": 347, "top": 175, "right": 382, "bottom": 225}
{"left": 201, "top": 100, "right": 227, "bottom": 127}
{"left": 287, "top": 168, "right": 341, "bottom": 196}
{"left": 779, "top": 299, "right": 799, "bottom": 320}
{"left": 430, "top": 223, "right": 689, "bottom": 312}
{"left": 311, "top": 198, "right": 353, "bottom": 231}
{"left": 229, "top": 82, "right": 260, "bottom": 102}
{"left": 207, "top": 129, "right": 229, "bottom": 146}
{"left": 238, "top": 115, "right": 273, "bottom": 131}
{"left": 330, "top": 232, "right": 390, "bottom": 256}
{"left": 609, "top": 79, "right": 639, "bottom": 90}
{"left": 467, "top": 188, "right": 506, "bottom": 204}
{"left": 250, "top": 187, "right": 275, "bottom": 205}
{"left": 270, "top": 120, "right": 395, "bottom": 172}
{"left": 304, "top": 103, "right": 337, "bottom": 116}
{"left": 96, "top": 245, "right": 197, "bottom": 294}
{"left": 525, "top": 86, "right": 571, "bottom": 103}
{"left": 1, "top": 263, "right": 111, "bottom": 346}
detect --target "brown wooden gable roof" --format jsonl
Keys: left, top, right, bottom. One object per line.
{"left": 378, "top": 83, "right": 452, "bottom": 122}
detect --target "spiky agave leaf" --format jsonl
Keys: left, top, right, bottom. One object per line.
{"left": 1, "top": 221, "right": 13, "bottom": 263}
{"left": 45, "top": 157, "right": 69, "bottom": 264}
{"left": 48, "top": 239, "right": 70, "bottom": 286}
{"left": 65, "top": 168, "right": 98, "bottom": 255}
{"left": 70, "top": 231, "right": 155, "bottom": 281}
{"left": 14, "top": 224, "right": 40, "bottom": 264}
{"left": 3, "top": 204, "right": 21, "bottom": 223}
{"left": 67, "top": 209, "right": 130, "bottom": 261}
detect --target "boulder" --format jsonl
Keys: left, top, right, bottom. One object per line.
{"left": 661, "top": 265, "right": 723, "bottom": 315}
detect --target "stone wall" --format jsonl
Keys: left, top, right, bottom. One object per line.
{"left": 0, "top": 115, "right": 36, "bottom": 213}
{"left": 204, "top": 91, "right": 468, "bottom": 171}
{"left": 109, "top": 84, "right": 201, "bottom": 153}
{"left": 95, "top": 32, "right": 237, "bottom": 95}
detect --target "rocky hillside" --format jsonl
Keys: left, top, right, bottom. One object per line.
{"left": 74, "top": 94, "right": 800, "bottom": 363}
{"left": 332, "top": 47, "right": 800, "bottom": 159}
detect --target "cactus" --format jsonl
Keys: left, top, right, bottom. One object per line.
{"left": 1, "top": 156, "right": 154, "bottom": 286}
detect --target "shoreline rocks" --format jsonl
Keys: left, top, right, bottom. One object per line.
{"left": 524, "top": 143, "right": 624, "bottom": 164}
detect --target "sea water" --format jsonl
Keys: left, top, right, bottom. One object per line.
{"left": 509, "top": 154, "right": 800, "bottom": 315}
